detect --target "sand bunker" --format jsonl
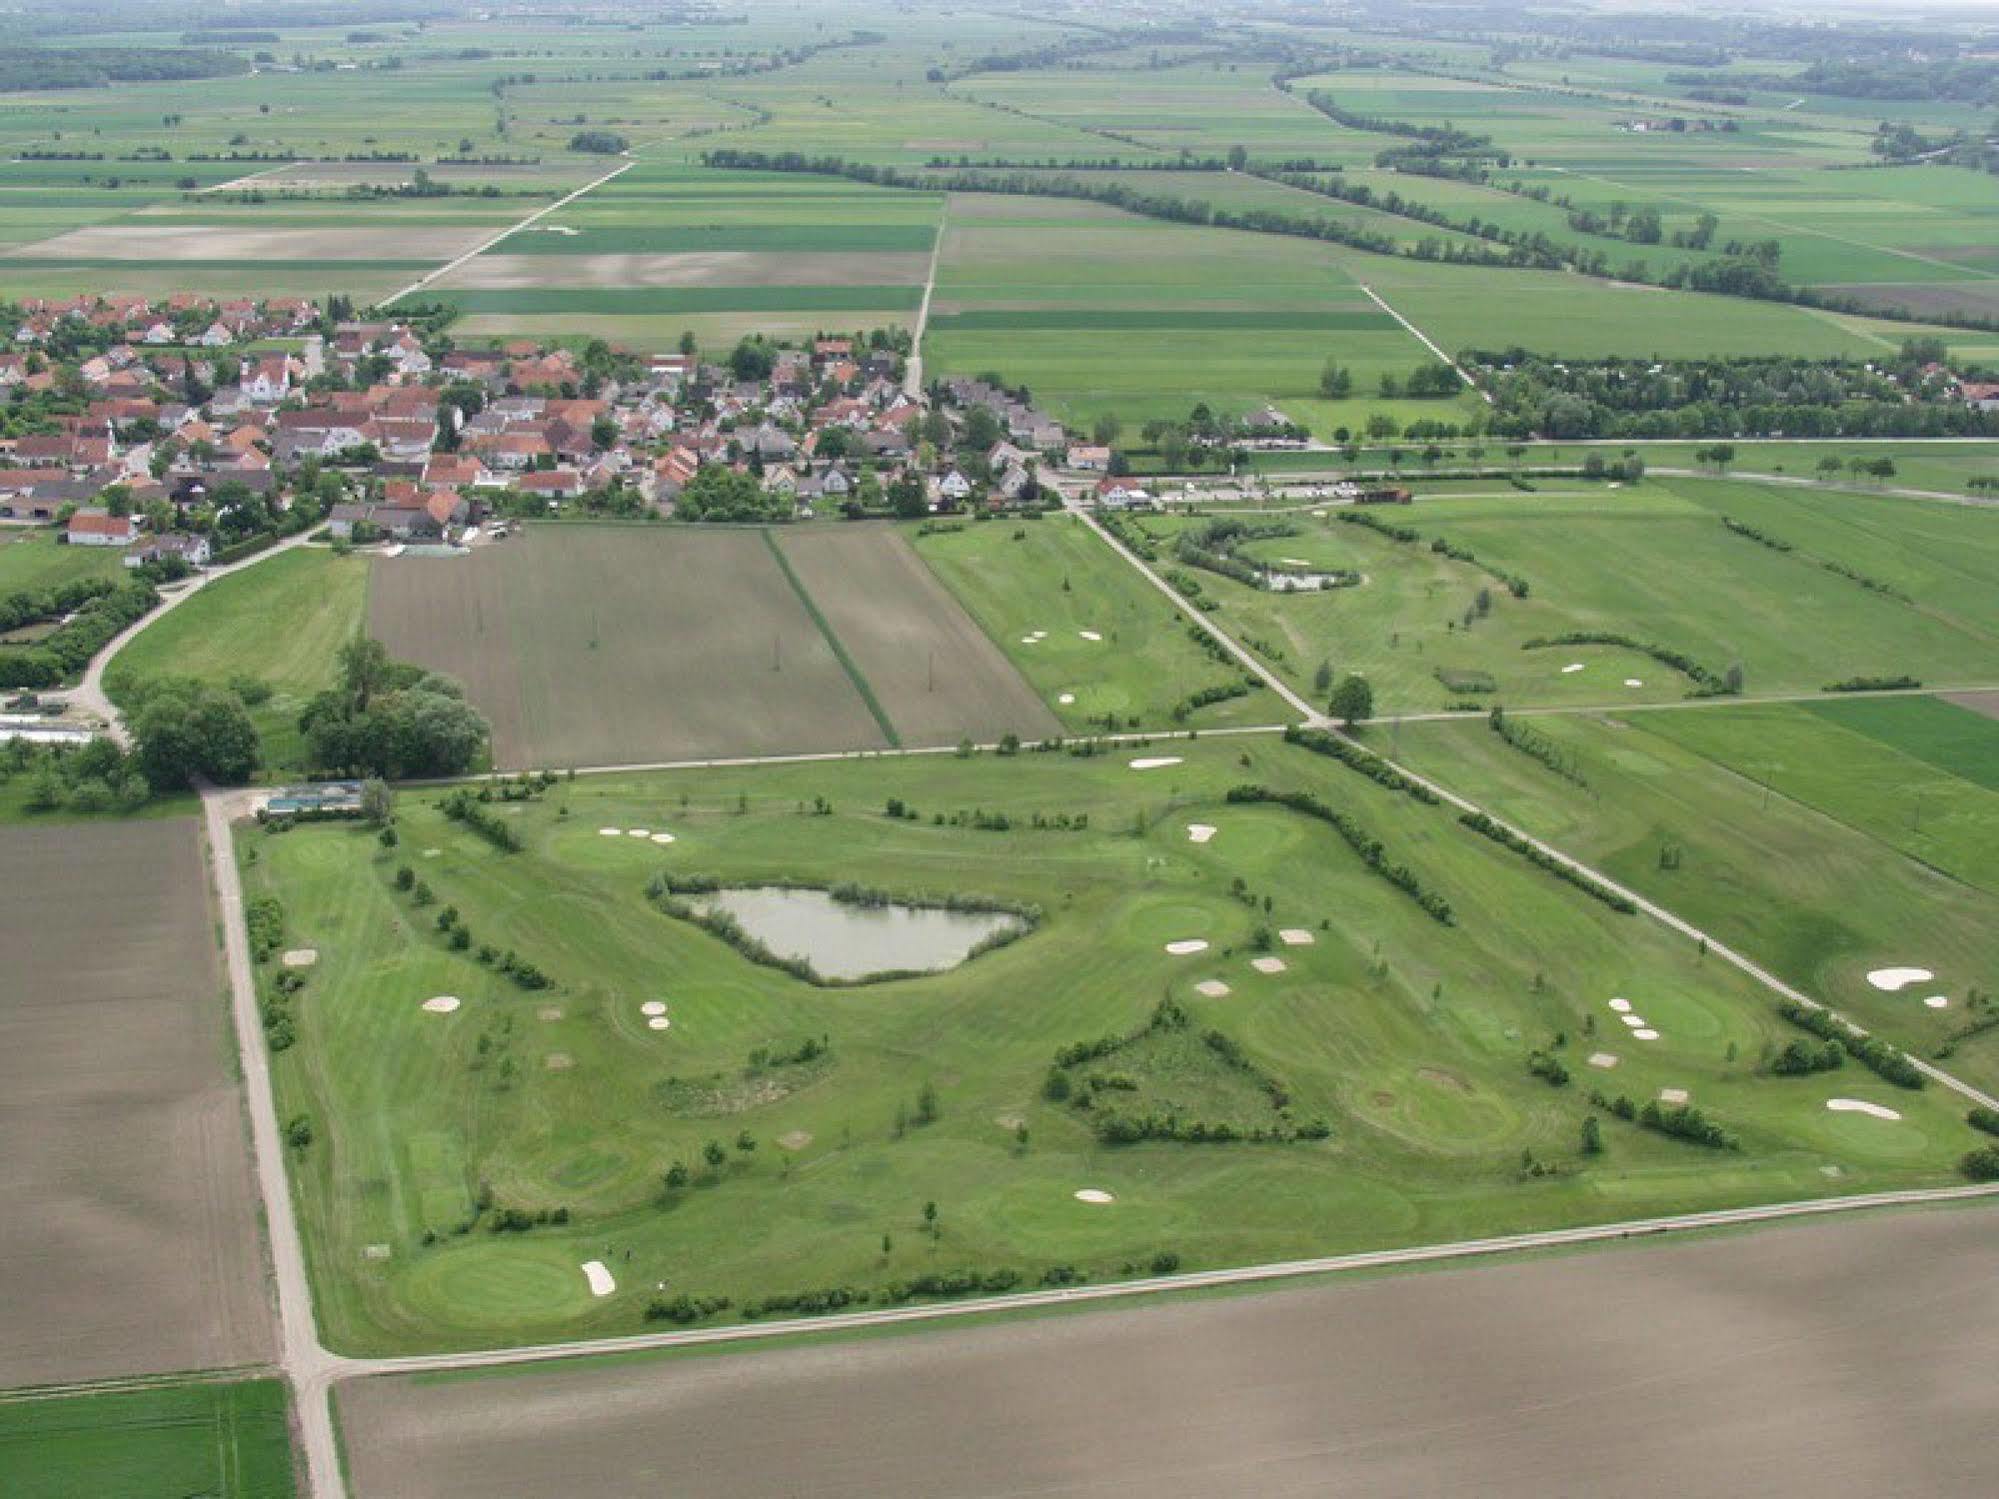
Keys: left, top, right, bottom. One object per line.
{"left": 598, "top": 827, "right": 621, "bottom": 836}
{"left": 1624, "top": 678, "right": 1644, "bottom": 688}
{"left": 1187, "top": 823, "right": 1217, "bottom": 844}
{"left": 1562, "top": 663, "right": 1586, "bottom": 674}
{"left": 641, "top": 1001, "right": 667, "bottom": 1017}
{"left": 1632, "top": 1028, "right": 1660, "bottom": 1041}
{"left": 1195, "top": 980, "right": 1232, "bottom": 998}
{"left": 1074, "top": 1189, "right": 1115, "bottom": 1205}
{"left": 1867, "top": 967, "right": 1934, "bottom": 992}
{"left": 1251, "top": 956, "right": 1287, "bottom": 975}
{"left": 626, "top": 828, "right": 651, "bottom": 838}
{"left": 1827, "top": 1098, "right": 1902, "bottom": 1121}
{"left": 1129, "top": 757, "right": 1184, "bottom": 770}
{"left": 1658, "top": 1087, "right": 1690, "bottom": 1105}
{"left": 1925, "top": 995, "right": 1950, "bottom": 1009}
{"left": 1608, "top": 997, "right": 1632, "bottom": 1013}
{"left": 778, "top": 1130, "right": 813, "bottom": 1151}
{"left": 651, "top": 832, "right": 676, "bottom": 845}
{"left": 1079, "top": 630, "right": 1103, "bottom": 642}
{"left": 281, "top": 948, "right": 318, "bottom": 968}
{"left": 1058, "top": 692, "right": 1076, "bottom": 705}
{"left": 581, "top": 1260, "right": 616, "bottom": 1297}
{"left": 1587, "top": 1052, "right": 1619, "bottom": 1069}
{"left": 422, "top": 995, "right": 461, "bottom": 1014}
{"left": 1165, "top": 939, "right": 1210, "bottom": 956}
{"left": 1280, "top": 557, "right": 1312, "bottom": 567}
{"left": 1620, "top": 1013, "right": 1648, "bottom": 1029}
{"left": 1278, "top": 928, "right": 1316, "bottom": 947}
{"left": 537, "top": 1006, "right": 563, "bottom": 1022}
{"left": 647, "top": 1017, "right": 671, "bottom": 1031}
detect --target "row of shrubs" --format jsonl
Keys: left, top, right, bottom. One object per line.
{"left": 1487, "top": 707, "right": 1588, "bottom": 787}
{"left": 439, "top": 788, "right": 523, "bottom": 852}
{"left": 1590, "top": 1089, "right": 1740, "bottom": 1150}
{"left": 1281, "top": 725, "right": 1440, "bottom": 802}
{"left": 1776, "top": 1000, "right": 1925, "bottom": 1089}
{"left": 1227, "top": 784, "right": 1455, "bottom": 924}
{"left": 1458, "top": 810, "right": 1637, "bottom": 914}
{"left": 245, "top": 894, "right": 300, "bottom": 1052}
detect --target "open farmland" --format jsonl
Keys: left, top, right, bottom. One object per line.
{"left": 1388, "top": 697, "right": 1999, "bottom": 1096}
{"left": 366, "top": 524, "right": 1057, "bottom": 768}
{"left": 0, "top": 1378, "right": 295, "bottom": 1499}
{"left": 246, "top": 737, "right": 1976, "bottom": 1355}
{"left": 338, "top": 1202, "right": 1999, "bottom": 1499}
{"left": 1132, "top": 474, "right": 1999, "bottom": 715}
{"left": 0, "top": 818, "right": 271, "bottom": 1385}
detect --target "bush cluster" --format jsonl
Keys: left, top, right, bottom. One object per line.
{"left": 1776, "top": 1000, "right": 1924, "bottom": 1089}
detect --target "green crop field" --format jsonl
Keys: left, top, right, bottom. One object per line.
{"left": 247, "top": 733, "right": 1976, "bottom": 1354}
{"left": 1126, "top": 474, "right": 1999, "bottom": 715}
{"left": 0, "top": 1379, "right": 295, "bottom": 1499}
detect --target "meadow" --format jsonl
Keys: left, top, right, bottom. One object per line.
{"left": 0, "top": 1378, "right": 295, "bottom": 1499}
{"left": 1131, "top": 474, "right": 1999, "bottom": 715}
{"left": 1387, "top": 697, "right": 1999, "bottom": 1097}
{"left": 0, "top": 529, "right": 126, "bottom": 595}
{"left": 246, "top": 735, "right": 1975, "bottom": 1355}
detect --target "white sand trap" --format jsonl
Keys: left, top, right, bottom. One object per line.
{"left": 651, "top": 831, "right": 676, "bottom": 845}
{"left": 422, "top": 848, "right": 441, "bottom": 859}
{"left": 1019, "top": 635, "right": 1039, "bottom": 645}
{"left": 1608, "top": 997, "right": 1632, "bottom": 1013}
{"left": 1925, "top": 994, "right": 1950, "bottom": 1009}
{"left": 1279, "top": 928, "right": 1316, "bottom": 946}
{"left": 1867, "top": 966, "right": 1933, "bottom": 992}
{"left": 648, "top": 1016, "right": 671, "bottom": 1031}
{"left": 281, "top": 948, "right": 318, "bottom": 968}
{"left": 1658, "top": 1087, "right": 1690, "bottom": 1105}
{"left": 539, "top": 225, "right": 579, "bottom": 235}
{"left": 641, "top": 1001, "right": 667, "bottom": 1017}
{"left": 1195, "top": 980, "right": 1231, "bottom": 998}
{"left": 1251, "top": 956, "right": 1288, "bottom": 975}
{"left": 598, "top": 827, "right": 621, "bottom": 836}
{"left": 422, "top": 995, "right": 461, "bottom": 1014}
{"left": 1280, "top": 557, "right": 1312, "bottom": 566}
{"left": 626, "top": 828, "right": 651, "bottom": 838}
{"left": 1074, "top": 1189, "right": 1115, "bottom": 1205}
{"left": 1632, "top": 1028, "right": 1660, "bottom": 1041}
{"left": 1587, "top": 1052, "right": 1619, "bottom": 1069}
{"left": 1079, "top": 630, "right": 1103, "bottom": 642}
{"left": 581, "top": 1260, "right": 616, "bottom": 1297}
{"left": 1129, "top": 757, "right": 1184, "bottom": 770}
{"left": 537, "top": 1006, "right": 564, "bottom": 1022}
{"left": 1827, "top": 1098, "right": 1902, "bottom": 1121}
{"left": 777, "top": 1130, "right": 813, "bottom": 1151}
{"left": 1311, "top": 509, "right": 1327, "bottom": 518}
{"left": 1058, "top": 692, "right": 1076, "bottom": 705}
{"left": 1187, "top": 823, "right": 1217, "bottom": 844}
{"left": 1620, "top": 1013, "right": 1648, "bottom": 1029}
{"left": 1624, "top": 678, "right": 1644, "bottom": 688}
{"left": 1561, "top": 662, "right": 1587, "bottom": 674}
{"left": 1165, "top": 939, "right": 1209, "bottom": 956}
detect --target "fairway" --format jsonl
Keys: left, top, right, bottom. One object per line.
{"left": 0, "top": 1378, "right": 295, "bottom": 1499}
{"left": 367, "top": 525, "right": 1055, "bottom": 769}
{"left": 0, "top": 819, "right": 272, "bottom": 1385}
{"left": 245, "top": 737, "right": 1975, "bottom": 1355}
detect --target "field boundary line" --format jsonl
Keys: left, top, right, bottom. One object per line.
{"left": 378, "top": 157, "right": 636, "bottom": 308}
{"left": 1355, "top": 282, "right": 1492, "bottom": 404}
{"left": 761, "top": 528, "right": 902, "bottom": 748}
{"left": 336, "top": 1183, "right": 1999, "bottom": 1381}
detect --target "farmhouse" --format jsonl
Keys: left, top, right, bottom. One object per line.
{"left": 66, "top": 508, "right": 141, "bottom": 547}
{"left": 125, "top": 533, "right": 212, "bottom": 570}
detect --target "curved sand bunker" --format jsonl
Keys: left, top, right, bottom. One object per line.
{"left": 1608, "top": 997, "right": 1632, "bottom": 1013}
{"left": 598, "top": 827, "right": 621, "bottom": 836}
{"left": 1827, "top": 1098, "right": 1902, "bottom": 1121}
{"left": 1074, "top": 1189, "right": 1115, "bottom": 1204}
{"left": 1250, "top": 956, "right": 1287, "bottom": 975}
{"left": 1925, "top": 995, "right": 1950, "bottom": 1009}
{"left": 1867, "top": 967, "right": 1934, "bottom": 992}
{"left": 648, "top": 1017, "right": 671, "bottom": 1031}
{"left": 1632, "top": 1028, "right": 1660, "bottom": 1041}
{"left": 1195, "top": 980, "right": 1231, "bottom": 998}
{"left": 1129, "top": 757, "right": 1183, "bottom": 770}
{"left": 281, "top": 948, "right": 318, "bottom": 968}
{"left": 1279, "top": 929, "right": 1315, "bottom": 947}
{"left": 651, "top": 831, "right": 676, "bottom": 845}
{"left": 1165, "top": 939, "right": 1209, "bottom": 956}
{"left": 423, "top": 995, "right": 461, "bottom": 1014}
{"left": 641, "top": 1001, "right": 667, "bottom": 1017}
{"left": 1187, "top": 823, "right": 1216, "bottom": 844}
{"left": 1562, "top": 663, "right": 1586, "bottom": 674}
{"left": 581, "top": 1260, "right": 616, "bottom": 1297}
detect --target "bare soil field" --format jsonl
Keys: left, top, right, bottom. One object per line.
{"left": 368, "top": 527, "right": 889, "bottom": 768}
{"left": 5, "top": 224, "right": 492, "bottom": 262}
{"left": 774, "top": 525, "right": 1061, "bottom": 747}
{"left": 340, "top": 1203, "right": 1999, "bottom": 1498}
{"left": 1822, "top": 281, "right": 1999, "bottom": 322}
{"left": 0, "top": 819, "right": 272, "bottom": 1386}
{"left": 1943, "top": 689, "right": 1999, "bottom": 722}
{"left": 433, "top": 250, "right": 930, "bottom": 290}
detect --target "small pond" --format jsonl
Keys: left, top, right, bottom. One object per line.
{"left": 687, "top": 887, "right": 1025, "bottom": 981}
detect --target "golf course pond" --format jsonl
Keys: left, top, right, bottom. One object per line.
{"left": 686, "top": 887, "right": 1026, "bottom": 981}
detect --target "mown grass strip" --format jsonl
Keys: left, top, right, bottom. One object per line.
{"left": 764, "top": 529, "right": 901, "bottom": 748}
